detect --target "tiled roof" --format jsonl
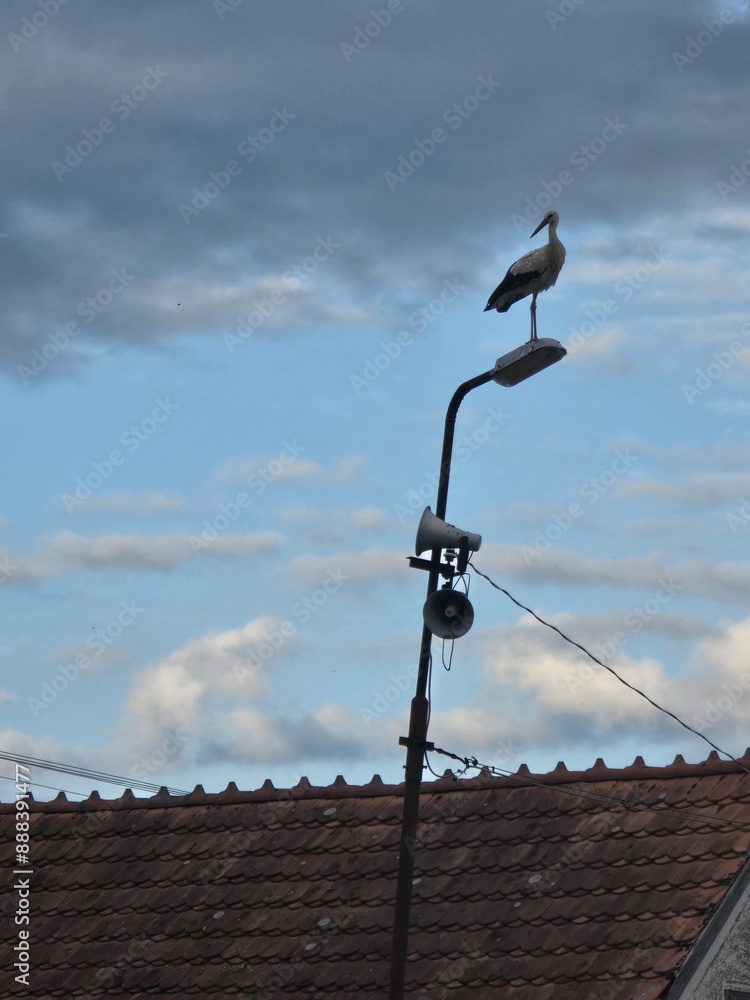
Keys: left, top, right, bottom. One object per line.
{"left": 1, "top": 751, "right": 750, "bottom": 998}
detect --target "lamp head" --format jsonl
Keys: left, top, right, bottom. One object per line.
{"left": 492, "top": 338, "right": 567, "bottom": 386}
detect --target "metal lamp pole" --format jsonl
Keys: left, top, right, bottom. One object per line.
{"left": 387, "top": 339, "right": 566, "bottom": 1000}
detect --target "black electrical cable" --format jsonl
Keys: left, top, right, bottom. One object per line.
{"left": 0, "top": 772, "right": 90, "bottom": 800}
{"left": 426, "top": 745, "right": 750, "bottom": 833}
{"left": 0, "top": 750, "right": 190, "bottom": 796}
{"left": 469, "top": 560, "right": 750, "bottom": 777}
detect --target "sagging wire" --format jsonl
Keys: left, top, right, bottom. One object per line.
{"left": 441, "top": 638, "right": 455, "bottom": 672}
{"left": 0, "top": 750, "right": 190, "bottom": 797}
{"left": 440, "top": 568, "right": 471, "bottom": 672}
{"left": 468, "top": 560, "right": 750, "bottom": 778}
{"left": 426, "top": 744, "right": 750, "bottom": 833}
{"left": 0, "top": 772, "right": 91, "bottom": 800}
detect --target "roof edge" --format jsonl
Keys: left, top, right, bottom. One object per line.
{"left": 665, "top": 848, "right": 750, "bottom": 1000}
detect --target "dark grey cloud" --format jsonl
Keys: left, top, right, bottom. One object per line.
{"left": 3, "top": 0, "right": 748, "bottom": 376}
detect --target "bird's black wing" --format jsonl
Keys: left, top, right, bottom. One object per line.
{"left": 483, "top": 264, "right": 545, "bottom": 312}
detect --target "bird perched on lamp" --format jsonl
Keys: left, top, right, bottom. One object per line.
{"left": 484, "top": 210, "right": 566, "bottom": 342}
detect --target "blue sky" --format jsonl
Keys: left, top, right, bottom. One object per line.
{"left": 3, "top": 0, "right": 750, "bottom": 799}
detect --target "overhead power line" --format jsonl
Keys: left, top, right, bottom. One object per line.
{"left": 0, "top": 771, "right": 90, "bottom": 800}
{"left": 426, "top": 744, "right": 750, "bottom": 834}
{"left": 469, "top": 560, "right": 750, "bottom": 777}
{"left": 0, "top": 750, "right": 190, "bottom": 797}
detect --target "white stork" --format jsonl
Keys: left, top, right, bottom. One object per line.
{"left": 484, "top": 210, "right": 566, "bottom": 341}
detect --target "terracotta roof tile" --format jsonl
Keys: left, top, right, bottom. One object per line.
{"left": 1, "top": 752, "right": 749, "bottom": 997}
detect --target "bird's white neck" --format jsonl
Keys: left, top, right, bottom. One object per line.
{"left": 546, "top": 219, "right": 565, "bottom": 266}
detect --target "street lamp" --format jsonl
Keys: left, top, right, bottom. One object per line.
{"left": 387, "top": 336, "right": 566, "bottom": 1000}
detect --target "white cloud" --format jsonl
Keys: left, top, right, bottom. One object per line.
{"left": 708, "top": 399, "right": 750, "bottom": 416}
{"left": 349, "top": 507, "right": 389, "bottom": 530}
{"left": 1, "top": 530, "right": 279, "bottom": 581}
{"left": 118, "top": 615, "right": 302, "bottom": 761}
{"left": 620, "top": 471, "right": 750, "bottom": 508}
{"left": 649, "top": 257, "right": 750, "bottom": 305}
{"left": 479, "top": 542, "right": 750, "bottom": 604}
{"left": 628, "top": 442, "right": 750, "bottom": 472}
{"left": 221, "top": 707, "right": 290, "bottom": 759}
{"left": 141, "top": 616, "right": 289, "bottom": 699}
{"left": 214, "top": 452, "right": 365, "bottom": 487}
{"left": 331, "top": 455, "right": 367, "bottom": 482}
{"left": 216, "top": 455, "right": 321, "bottom": 484}
{"left": 424, "top": 613, "right": 750, "bottom": 763}
{"left": 482, "top": 619, "right": 668, "bottom": 725}
{"left": 126, "top": 662, "right": 204, "bottom": 737}
{"left": 279, "top": 505, "right": 390, "bottom": 545}
{"left": 222, "top": 702, "right": 367, "bottom": 762}
{"left": 285, "top": 546, "right": 408, "bottom": 592}
{"left": 566, "top": 324, "right": 632, "bottom": 372}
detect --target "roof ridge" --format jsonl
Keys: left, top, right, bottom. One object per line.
{"left": 3, "top": 750, "right": 748, "bottom": 812}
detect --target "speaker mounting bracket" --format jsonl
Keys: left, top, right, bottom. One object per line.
{"left": 398, "top": 736, "right": 435, "bottom": 751}
{"left": 407, "top": 556, "right": 456, "bottom": 579}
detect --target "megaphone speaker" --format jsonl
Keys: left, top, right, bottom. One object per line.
{"left": 415, "top": 507, "right": 482, "bottom": 556}
{"left": 423, "top": 587, "right": 475, "bottom": 639}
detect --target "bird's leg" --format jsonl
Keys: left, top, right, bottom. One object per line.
{"left": 530, "top": 292, "right": 538, "bottom": 341}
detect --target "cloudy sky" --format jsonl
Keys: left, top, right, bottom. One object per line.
{"left": 3, "top": 0, "right": 750, "bottom": 800}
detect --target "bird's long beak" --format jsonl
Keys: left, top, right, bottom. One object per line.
{"left": 530, "top": 217, "right": 550, "bottom": 238}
